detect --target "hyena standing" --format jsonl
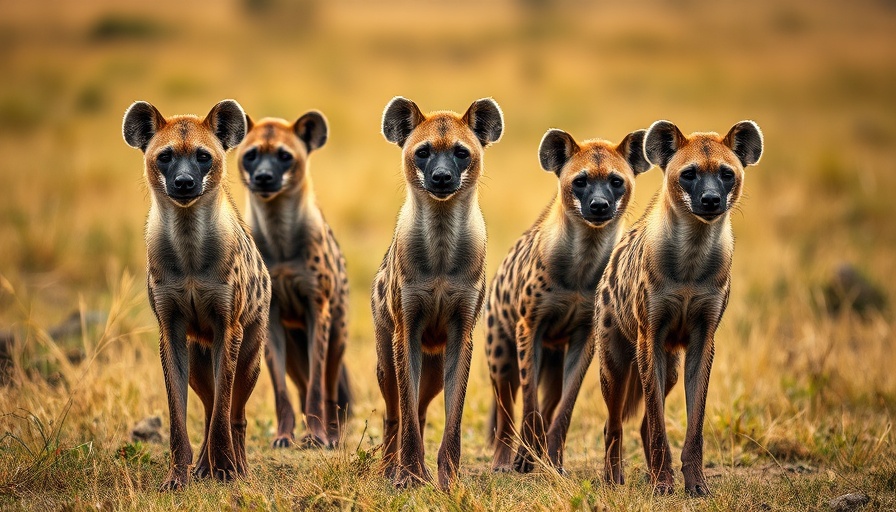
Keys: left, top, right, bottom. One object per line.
{"left": 595, "top": 120, "right": 763, "bottom": 495}
{"left": 371, "top": 97, "right": 503, "bottom": 489}
{"left": 122, "top": 100, "right": 271, "bottom": 490}
{"left": 486, "top": 128, "right": 650, "bottom": 474}
{"left": 236, "top": 112, "right": 351, "bottom": 449}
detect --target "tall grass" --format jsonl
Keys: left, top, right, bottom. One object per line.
{"left": 0, "top": 0, "right": 894, "bottom": 509}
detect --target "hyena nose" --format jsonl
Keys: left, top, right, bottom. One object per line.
{"left": 253, "top": 172, "right": 274, "bottom": 185}
{"left": 431, "top": 169, "right": 453, "bottom": 185}
{"left": 173, "top": 174, "right": 196, "bottom": 191}
{"left": 590, "top": 198, "right": 610, "bottom": 215}
{"left": 700, "top": 192, "right": 722, "bottom": 210}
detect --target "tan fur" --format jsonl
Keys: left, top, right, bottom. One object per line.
{"left": 595, "top": 120, "right": 763, "bottom": 495}
{"left": 236, "top": 113, "right": 351, "bottom": 449}
{"left": 485, "top": 128, "right": 649, "bottom": 474}
{"left": 123, "top": 100, "right": 271, "bottom": 491}
{"left": 372, "top": 97, "right": 503, "bottom": 489}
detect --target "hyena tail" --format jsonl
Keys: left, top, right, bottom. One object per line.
{"left": 487, "top": 397, "right": 498, "bottom": 446}
{"left": 620, "top": 362, "right": 644, "bottom": 422}
{"left": 337, "top": 364, "right": 352, "bottom": 414}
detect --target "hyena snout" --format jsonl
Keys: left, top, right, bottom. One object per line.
{"left": 681, "top": 171, "right": 732, "bottom": 219}
{"left": 242, "top": 149, "right": 293, "bottom": 196}
{"left": 577, "top": 181, "right": 623, "bottom": 225}
{"left": 417, "top": 146, "right": 470, "bottom": 198}
{"left": 700, "top": 190, "right": 722, "bottom": 211}
{"left": 159, "top": 152, "right": 211, "bottom": 203}
{"left": 588, "top": 194, "right": 612, "bottom": 218}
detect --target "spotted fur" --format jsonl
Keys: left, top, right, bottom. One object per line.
{"left": 485, "top": 128, "right": 649, "bottom": 473}
{"left": 236, "top": 112, "right": 351, "bottom": 449}
{"left": 123, "top": 99, "right": 272, "bottom": 491}
{"left": 371, "top": 96, "right": 503, "bottom": 490}
{"left": 595, "top": 120, "right": 763, "bottom": 495}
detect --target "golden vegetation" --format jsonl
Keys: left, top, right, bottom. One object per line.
{"left": 0, "top": 0, "right": 894, "bottom": 509}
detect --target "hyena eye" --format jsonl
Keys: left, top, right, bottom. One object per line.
{"left": 720, "top": 169, "right": 735, "bottom": 181}
{"left": 681, "top": 168, "right": 697, "bottom": 181}
{"left": 196, "top": 149, "right": 212, "bottom": 163}
{"left": 244, "top": 148, "right": 258, "bottom": 162}
{"left": 278, "top": 149, "right": 293, "bottom": 162}
{"left": 454, "top": 147, "right": 470, "bottom": 159}
{"left": 415, "top": 147, "right": 430, "bottom": 159}
{"left": 572, "top": 177, "right": 587, "bottom": 188}
{"left": 610, "top": 176, "right": 624, "bottom": 188}
{"left": 157, "top": 150, "right": 172, "bottom": 164}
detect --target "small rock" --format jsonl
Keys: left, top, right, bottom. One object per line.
{"left": 132, "top": 416, "right": 163, "bottom": 443}
{"left": 828, "top": 492, "right": 870, "bottom": 512}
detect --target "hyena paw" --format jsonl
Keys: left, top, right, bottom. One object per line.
{"left": 271, "top": 435, "right": 294, "bottom": 449}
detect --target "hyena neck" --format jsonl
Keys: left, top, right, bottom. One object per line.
{"left": 541, "top": 197, "right": 619, "bottom": 287}
{"left": 399, "top": 188, "right": 486, "bottom": 269}
{"left": 651, "top": 187, "right": 734, "bottom": 282}
{"left": 248, "top": 178, "right": 320, "bottom": 260}
{"left": 148, "top": 187, "right": 238, "bottom": 272}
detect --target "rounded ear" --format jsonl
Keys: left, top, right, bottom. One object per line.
{"left": 203, "top": 99, "right": 247, "bottom": 151}
{"left": 617, "top": 129, "right": 650, "bottom": 175}
{"left": 294, "top": 110, "right": 328, "bottom": 153}
{"left": 122, "top": 101, "right": 165, "bottom": 152}
{"left": 644, "top": 120, "right": 685, "bottom": 170}
{"left": 382, "top": 96, "right": 425, "bottom": 147}
{"left": 538, "top": 129, "right": 578, "bottom": 176}
{"left": 724, "top": 120, "right": 764, "bottom": 167}
{"left": 463, "top": 98, "right": 504, "bottom": 147}
{"left": 245, "top": 113, "right": 255, "bottom": 132}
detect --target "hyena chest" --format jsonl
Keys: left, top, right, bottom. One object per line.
{"left": 404, "top": 277, "right": 482, "bottom": 353}
{"left": 151, "top": 275, "right": 237, "bottom": 346}
{"left": 539, "top": 287, "right": 595, "bottom": 347}
{"left": 653, "top": 285, "right": 727, "bottom": 349}
{"left": 268, "top": 262, "right": 321, "bottom": 330}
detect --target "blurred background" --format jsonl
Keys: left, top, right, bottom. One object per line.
{"left": 0, "top": 0, "right": 894, "bottom": 488}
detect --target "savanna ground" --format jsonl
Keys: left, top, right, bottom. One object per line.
{"left": 1, "top": 0, "right": 895, "bottom": 510}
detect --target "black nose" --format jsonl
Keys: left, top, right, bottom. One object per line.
{"left": 700, "top": 192, "right": 721, "bottom": 211}
{"left": 431, "top": 169, "right": 453, "bottom": 186}
{"left": 253, "top": 172, "right": 273, "bottom": 185}
{"left": 173, "top": 174, "right": 196, "bottom": 191}
{"left": 590, "top": 198, "right": 610, "bottom": 215}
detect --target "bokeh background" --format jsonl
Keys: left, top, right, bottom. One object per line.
{"left": 1, "top": 0, "right": 894, "bottom": 508}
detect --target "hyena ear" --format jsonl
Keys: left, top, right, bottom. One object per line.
{"left": 644, "top": 120, "right": 685, "bottom": 170}
{"left": 204, "top": 99, "right": 247, "bottom": 151}
{"left": 245, "top": 113, "right": 255, "bottom": 132}
{"left": 294, "top": 110, "right": 329, "bottom": 153}
{"left": 463, "top": 98, "right": 504, "bottom": 147}
{"left": 618, "top": 129, "right": 650, "bottom": 175}
{"left": 122, "top": 101, "right": 165, "bottom": 152}
{"left": 538, "top": 129, "right": 578, "bottom": 176}
{"left": 723, "top": 120, "right": 764, "bottom": 167}
{"left": 382, "top": 96, "right": 425, "bottom": 147}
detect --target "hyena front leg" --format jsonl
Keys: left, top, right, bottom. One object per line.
{"left": 158, "top": 319, "right": 191, "bottom": 492}
{"left": 681, "top": 322, "right": 716, "bottom": 497}
{"left": 437, "top": 319, "right": 474, "bottom": 490}
{"left": 636, "top": 323, "right": 674, "bottom": 495}
{"left": 546, "top": 326, "right": 595, "bottom": 473}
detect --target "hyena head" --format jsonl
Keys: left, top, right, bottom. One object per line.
{"left": 122, "top": 99, "right": 247, "bottom": 208}
{"left": 237, "top": 111, "right": 328, "bottom": 200}
{"left": 538, "top": 128, "right": 650, "bottom": 227}
{"left": 382, "top": 96, "right": 504, "bottom": 201}
{"left": 645, "top": 120, "right": 763, "bottom": 223}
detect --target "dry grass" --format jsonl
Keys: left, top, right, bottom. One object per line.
{"left": 0, "top": 0, "right": 895, "bottom": 509}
